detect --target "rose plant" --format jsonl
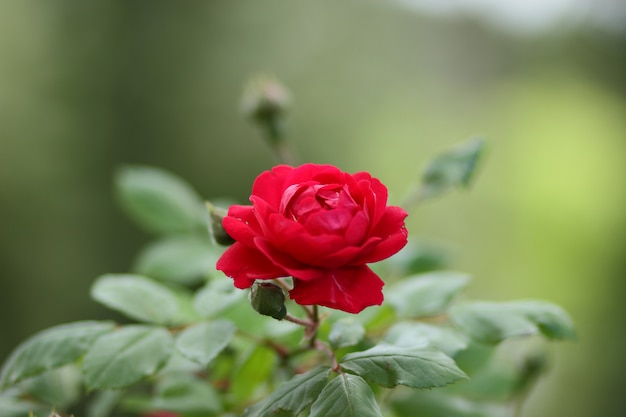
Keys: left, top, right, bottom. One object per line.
{"left": 0, "top": 79, "right": 575, "bottom": 417}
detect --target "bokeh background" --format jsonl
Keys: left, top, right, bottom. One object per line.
{"left": 1, "top": 1, "right": 625, "bottom": 416}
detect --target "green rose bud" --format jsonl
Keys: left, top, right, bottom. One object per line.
{"left": 241, "top": 75, "right": 290, "bottom": 126}
{"left": 250, "top": 282, "right": 287, "bottom": 320}
{"left": 206, "top": 202, "right": 235, "bottom": 246}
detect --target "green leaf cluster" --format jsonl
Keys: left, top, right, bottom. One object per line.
{"left": 0, "top": 154, "right": 575, "bottom": 417}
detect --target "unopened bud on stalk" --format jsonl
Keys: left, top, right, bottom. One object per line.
{"left": 206, "top": 202, "right": 235, "bottom": 246}
{"left": 241, "top": 75, "right": 290, "bottom": 142}
{"left": 250, "top": 282, "right": 287, "bottom": 320}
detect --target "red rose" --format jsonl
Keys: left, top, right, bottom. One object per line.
{"left": 216, "top": 164, "right": 408, "bottom": 313}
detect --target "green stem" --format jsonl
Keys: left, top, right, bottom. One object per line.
{"left": 264, "top": 118, "right": 298, "bottom": 165}
{"left": 306, "top": 305, "right": 320, "bottom": 347}
{"left": 274, "top": 278, "right": 292, "bottom": 293}
{"left": 314, "top": 340, "right": 341, "bottom": 373}
{"left": 274, "top": 142, "right": 298, "bottom": 166}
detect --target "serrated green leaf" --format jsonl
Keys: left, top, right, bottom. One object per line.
{"left": 309, "top": 373, "right": 382, "bottom": 417}
{"left": 341, "top": 344, "right": 467, "bottom": 389}
{"left": 384, "top": 322, "right": 468, "bottom": 357}
{"left": 91, "top": 274, "right": 198, "bottom": 325}
{"left": 450, "top": 300, "right": 576, "bottom": 344}
{"left": 386, "top": 271, "right": 470, "bottom": 318}
{"left": 193, "top": 277, "right": 246, "bottom": 318}
{"left": 242, "top": 366, "right": 331, "bottom": 417}
{"left": 174, "top": 320, "right": 236, "bottom": 367}
{"left": 511, "top": 300, "right": 577, "bottom": 340}
{"left": 82, "top": 325, "right": 173, "bottom": 390}
{"left": 22, "top": 365, "right": 81, "bottom": 408}
{"left": 153, "top": 373, "right": 222, "bottom": 414}
{"left": 115, "top": 165, "right": 206, "bottom": 234}
{"left": 133, "top": 235, "right": 218, "bottom": 285}
{"left": 329, "top": 319, "right": 366, "bottom": 350}
{"left": 420, "top": 137, "right": 485, "bottom": 200}
{"left": 0, "top": 321, "right": 114, "bottom": 389}
{"left": 160, "top": 350, "right": 205, "bottom": 374}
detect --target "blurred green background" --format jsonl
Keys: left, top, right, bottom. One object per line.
{"left": 0, "top": 1, "right": 624, "bottom": 416}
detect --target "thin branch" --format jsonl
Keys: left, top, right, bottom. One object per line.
{"left": 284, "top": 314, "right": 315, "bottom": 327}
{"left": 314, "top": 340, "right": 341, "bottom": 373}
{"left": 274, "top": 278, "right": 292, "bottom": 293}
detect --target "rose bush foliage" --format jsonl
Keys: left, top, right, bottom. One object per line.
{"left": 0, "top": 146, "right": 576, "bottom": 417}
{"left": 217, "top": 163, "right": 408, "bottom": 313}
{"left": 0, "top": 73, "right": 575, "bottom": 417}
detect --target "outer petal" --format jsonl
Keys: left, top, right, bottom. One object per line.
{"left": 369, "top": 205, "right": 408, "bottom": 239}
{"left": 286, "top": 163, "right": 343, "bottom": 187}
{"left": 216, "top": 242, "right": 286, "bottom": 288}
{"left": 343, "top": 210, "right": 369, "bottom": 245}
{"left": 289, "top": 266, "right": 384, "bottom": 314}
{"left": 313, "top": 236, "right": 381, "bottom": 268}
{"left": 250, "top": 195, "right": 282, "bottom": 242}
{"left": 265, "top": 212, "right": 308, "bottom": 247}
{"left": 251, "top": 165, "right": 294, "bottom": 209}
{"left": 222, "top": 205, "right": 259, "bottom": 247}
{"left": 268, "top": 214, "right": 346, "bottom": 265}
{"left": 356, "top": 175, "right": 388, "bottom": 230}
{"left": 353, "top": 206, "right": 408, "bottom": 264}
{"left": 254, "top": 237, "right": 325, "bottom": 281}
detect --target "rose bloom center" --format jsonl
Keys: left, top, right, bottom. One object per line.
{"left": 280, "top": 182, "right": 364, "bottom": 239}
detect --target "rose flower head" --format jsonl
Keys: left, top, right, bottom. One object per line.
{"left": 216, "top": 164, "right": 408, "bottom": 314}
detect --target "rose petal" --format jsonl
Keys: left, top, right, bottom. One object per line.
{"left": 343, "top": 210, "right": 369, "bottom": 245}
{"left": 266, "top": 212, "right": 307, "bottom": 246}
{"left": 289, "top": 266, "right": 384, "bottom": 313}
{"left": 355, "top": 229, "right": 408, "bottom": 264}
{"left": 222, "top": 205, "right": 259, "bottom": 246}
{"left": 312, "top": 237, "right": 381, "bottom": 268}
{"left": 250, "top": 195, "right": 278, "bottom": 238}
{"left": 355, "top": 175, "right": 388, "bottom": 229}
{"left": 254, "top": 237, "right": 324, "bottom": 280}
{"left": 352, "top": 206, "right": 408, "bottom": 264}
{"left": 336, "top": 185, "right": 360, "bottom": 211}
{"left": 251, "top": 165, "right": 293, "bottom": 208}
{"left": 216, "top": 243, "right": 286, "bottom": 288}
{"left": 281, "top": 230, "right": 347, "bottom": 265}
{"left": 304, "top": 208, "right": 353, "bottom": 235}
{"left": 286, "top": 164, "right": 343, "bottom": 187}
{"left": 370, "top": 206, "right": 408, "bottom": 239}
{"left": 266, "top": 214, "right": 344, "bottom": 260}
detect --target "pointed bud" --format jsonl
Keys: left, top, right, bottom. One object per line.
{"left": 250, "top": 282, "right": 287, "bottom": 320}
{"left": 241, "top": 75, "right": 290, "bottom": 142}
{"left": 206, "top": 202, "right": 235, "bottom": 246}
